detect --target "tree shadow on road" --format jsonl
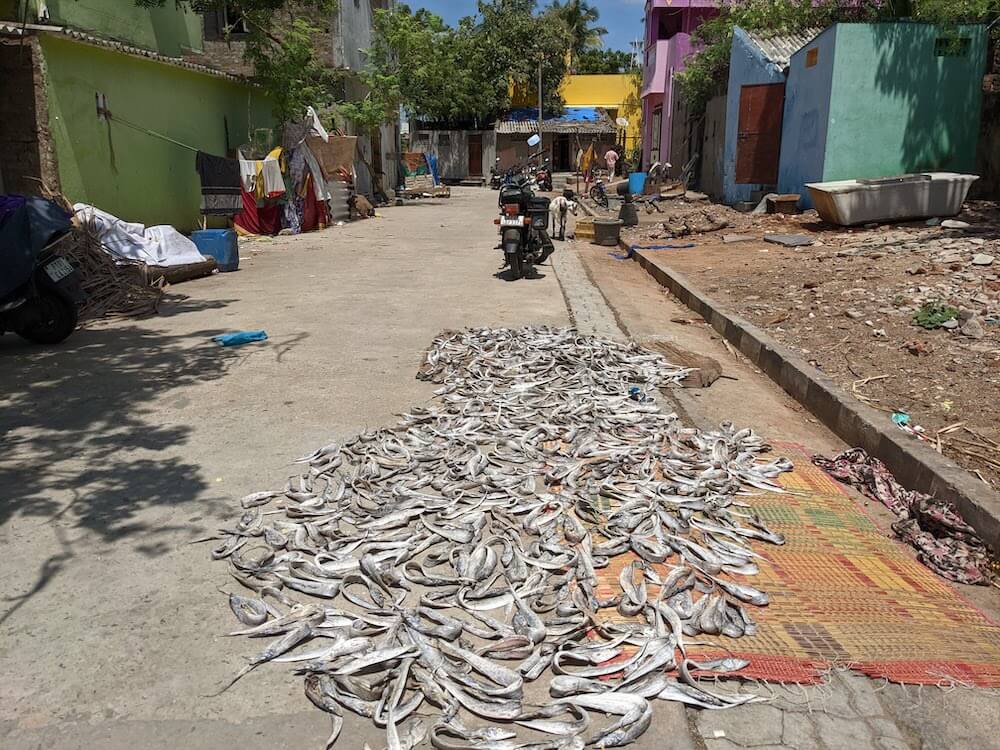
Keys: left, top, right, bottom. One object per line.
{"left": 494, "top": 267, "right": 549, "bottom": 282}
{"left": 0, "top": 313, "right": 249, "bottom": 622}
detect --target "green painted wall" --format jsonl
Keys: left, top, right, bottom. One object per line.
{"left": 26, "top": 0, "right": 204, "bottom": 55}
{"left": 40, "top": 35, "right": 273, "bottom": 231}
{"left": 824, "top": 23, "right": 987, "bottom": 181}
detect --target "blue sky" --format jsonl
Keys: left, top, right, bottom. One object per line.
{"left": 407, "top": 1, "right": 646, "bottom": 52}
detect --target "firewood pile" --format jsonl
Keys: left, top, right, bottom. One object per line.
{"left": 41, "top": 188, "right": 165, "bottom": 323}
{"left": 49, "top": 215, "right": 165, "bottom": 323}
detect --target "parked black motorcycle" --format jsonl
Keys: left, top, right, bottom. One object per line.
{"left": 534, "top": 159, "right": 553, "bottom": 192}
{"left": 0, "top": 197, "right": 85, "bottom": 344}
{"left": 495, "top": 175, "right": 554, "bottom": 280}
{"left": 489, "top": 158, "right": 503, "bottom": 190}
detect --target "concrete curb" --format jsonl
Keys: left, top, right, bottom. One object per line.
{"left": 630, "top": 244, "right": 1000, "bottom": 552}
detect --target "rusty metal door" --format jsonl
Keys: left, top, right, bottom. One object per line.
{"left": 735, "top": 83, "right": 785, "bottom": 184}
{"left": 468, "top": 133, "right": 483, "bottom": 176}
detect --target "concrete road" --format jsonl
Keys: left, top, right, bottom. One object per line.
{"left": 0, "top": 189, "right": 568, "bottom": 748}
{"left": 1, "top": 188, "right": 997, "bottom": 750}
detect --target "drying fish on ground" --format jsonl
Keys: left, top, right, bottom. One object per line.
{"left": 204, "top": 327, "right": 792, "bottom": 748}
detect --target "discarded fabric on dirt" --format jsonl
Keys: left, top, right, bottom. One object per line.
{"left": 207, "top": 327, "right": 793, "bottom": 748}
{"left": 813, "top": 448, "right": 993, "bottom": 585}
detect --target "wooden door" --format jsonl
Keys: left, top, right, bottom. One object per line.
{"left": 468, "top": 133, "right": 483, "bottom": 176}
{"left": 735, "top": 83, "right": 785, "bottom": 184}
{"left": 555, "top": 135, "right": 571, "bottom": 171}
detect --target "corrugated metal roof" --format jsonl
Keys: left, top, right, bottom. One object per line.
{"left": 0, "top": 22, "right": 241, "bottom": 80}
{"left": 745, "top": 27, "right": 823, "bottom": 68}
{"left": 496, "top": 107, "right": 617, "bottom": 135}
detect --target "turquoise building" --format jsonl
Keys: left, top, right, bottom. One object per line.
{"left": 778, "top": 23, "right": 988, "bottom": 208}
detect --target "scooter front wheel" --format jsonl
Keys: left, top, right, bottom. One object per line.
{"left": 15, "top": 292, "right": 78, "bottom": 345}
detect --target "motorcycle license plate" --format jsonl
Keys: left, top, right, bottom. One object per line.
{"left": 500, "top": 216, "right": 524, "bottom": 227}
{"left": 44, "top": 257, "right": 74, "bottom": 283}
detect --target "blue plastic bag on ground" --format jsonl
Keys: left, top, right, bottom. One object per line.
{"left": 213, "top": 330, "right": 268, "bottom": 347}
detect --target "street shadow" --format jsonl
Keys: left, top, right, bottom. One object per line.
{"left": 0, "top": 322, "right": 245, "bottom": 544}
{"left": 494, "top": 266, "right": 549, "bottom": 282}
{"left": 120, "top": 293, "right": 238, "bottom": 320}
{"left": 392, "top": 200, "right": 449, "bottom": 208}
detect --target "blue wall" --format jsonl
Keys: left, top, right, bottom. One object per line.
{"left": 722, "top": 27, "right": 788, "bottom": 204}
{"left": 778, "top": 26, "right": 838, "bottom": 208}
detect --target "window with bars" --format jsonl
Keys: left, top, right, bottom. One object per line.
{"left": 203, "top": 4, "right": 249, "bottom": 41}
{"left": 935, "top": 36, "right": 971, "bottom": 58}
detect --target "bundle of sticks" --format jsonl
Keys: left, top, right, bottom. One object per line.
{"left": 51, "top": 218, "right": 165, "bottom": 323}
{"left": 39, "top": 186, "right": 165, "bottom": 323}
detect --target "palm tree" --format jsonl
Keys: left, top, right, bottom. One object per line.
{"left": 548, "top": 0, "right": 608, "bottom": 71}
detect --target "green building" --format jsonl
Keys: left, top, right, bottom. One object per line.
{"left": 778, "top": 22, "right": 989, "bottom": 207}
{"left": 0, "top": 0, "right": 273, "bottom": 230}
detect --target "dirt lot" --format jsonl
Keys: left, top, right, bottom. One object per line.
{"left": 622, "top": 199, "right": 1000, "bottom": 490}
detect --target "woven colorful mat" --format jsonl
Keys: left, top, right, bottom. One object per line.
{"left": 595, "top": 441, "right": 1000, "bottom": 686}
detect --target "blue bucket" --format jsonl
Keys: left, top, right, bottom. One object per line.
{"left": 628, "top": 172, "right": 648, "bottom": 196}
{"left": 191, "top": 229, "right": 239, "bottom": 272}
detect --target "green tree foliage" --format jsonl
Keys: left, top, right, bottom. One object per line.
{"left": 913, "top": 0, "right": 1000, "bottom": 23}
{"left": 471, "top": 0, "right": 573, "bottom": 115}
{"left": 245, "top": 16, "right": 342, "bottom": 125}
{"left": 574, "top": 49, "right": 638, "bottom": 74}
{"left": 135, "top": 1, "right": 340, "bottom": 125}
{"left": 349, "top": 2, "right": 571, "bottom": 128}
{"left": 546, "top": 0, "right": 607, "bottom": 69}
{"left": 675, "top": 0, "right": 848, "bottom": 113}
{"left": 676, "top": 0, "right": 999, "bottom": 114}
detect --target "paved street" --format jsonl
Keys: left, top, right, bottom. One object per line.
{"left": 1, "top": 188, "right": 998, "bottom": 750}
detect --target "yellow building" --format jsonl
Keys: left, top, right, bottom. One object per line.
{"left": 561, "top": 74, "right": 642, "bottom": 150}
{"left": 509, "top": 73, "right": 642, "bottom": 172}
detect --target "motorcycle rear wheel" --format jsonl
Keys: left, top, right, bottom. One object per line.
{"left": 506, "top": 251, "right": 524, "bottom": 280}
{"left": 15, "top": 292, "right": 78, "bottom": 345}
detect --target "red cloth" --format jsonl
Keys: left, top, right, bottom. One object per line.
{"left": 234, "top": 188, "right": 280, "bottom": 236}
{"left": 303, "top": 176, "right": 318, "bottom": 232}
{"left": 301, "top": 175, "right": 329, "bottom": 232}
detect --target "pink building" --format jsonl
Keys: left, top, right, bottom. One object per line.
{"left": 641, "top": 0, "right": 719, "bottom": 167}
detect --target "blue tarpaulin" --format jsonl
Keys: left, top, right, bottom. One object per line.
{"left": 496, "top": 107, "right": 616, "bottom": 134}
{"left": 426, "top": 154, "right": 441, "bottom": 186}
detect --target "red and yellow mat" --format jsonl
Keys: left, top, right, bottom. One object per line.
{"left": 595, "top": 442, "right": 1000, "bottom": 686}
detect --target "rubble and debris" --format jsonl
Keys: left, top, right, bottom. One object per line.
{"left": 903, "top": 340, "right": 932, "bottom": 356}
{"left": 941, "top": 219, "right": 971, "bottom": 229}
{"left": 959, "top": 310, "right": 986, "bottom": 339}
{"left": 634, "top": 198, "right": 1000, "bottom": 490}
{"left": 764, "top": 233, "right": 815, "bottom": 248}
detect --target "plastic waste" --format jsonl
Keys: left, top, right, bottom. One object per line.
{"left": 213, "top": 330, "right": 268, "bottom": 347}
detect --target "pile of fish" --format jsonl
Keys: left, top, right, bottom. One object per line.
{"left": 208, "top": 327, "right": 792, "bottom": 749}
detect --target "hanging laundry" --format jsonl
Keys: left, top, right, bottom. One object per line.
{"left": 301, "top": 142, "right": 330, "bottom": 202}
{"left": 194, "top": 151, "right": 242, "bottom": 215}
{"left": 306, "top": 106, "right": 329, "bottom": 142}
{"left": 234, "top": 187, "right": 280, "bottom": 236}
{"left": 262, "top": 147, "right": 286, "bottom": 199}
{"left": 237, "top": 149, "right": 259, "bottom": 193}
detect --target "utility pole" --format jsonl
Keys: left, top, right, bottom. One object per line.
{"left": 537, "top": 56, "right": 544, "bottom": 155}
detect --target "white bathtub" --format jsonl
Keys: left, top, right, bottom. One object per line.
{"left": 806, "top": 172, "right": 979, "bottom": 226}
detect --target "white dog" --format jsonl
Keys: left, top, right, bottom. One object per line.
{"left": 549, "top": 196, "right": 578, "bottom": 241}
